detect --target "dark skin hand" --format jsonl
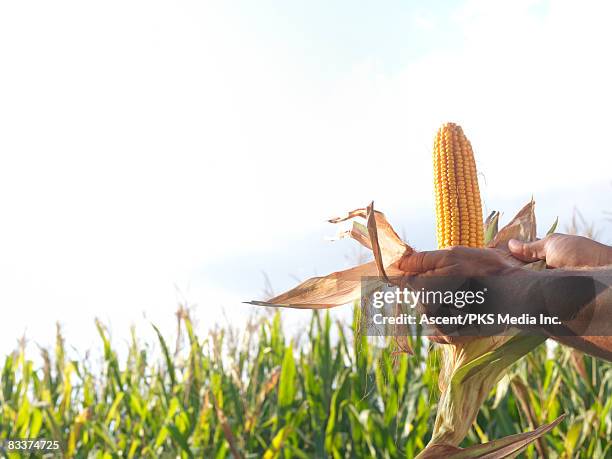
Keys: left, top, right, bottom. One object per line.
{"left": 397, "top": 246, "right": 521, "bottom": 344}
{"left": 398, "top": 234, "right": 612, "bottom": 361}
{"left": 398, "top": 245, "right": 520, "bottom": 277}
{"left": 508, "top": 233, "right": 612, "bottom": 268}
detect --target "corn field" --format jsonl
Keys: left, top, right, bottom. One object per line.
{"left": 1, "top": 307, "right": 610, "bottom": 458}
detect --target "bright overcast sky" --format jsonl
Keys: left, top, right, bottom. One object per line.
{"left": 1, "top": 0, "right": 611, "bottom": 352}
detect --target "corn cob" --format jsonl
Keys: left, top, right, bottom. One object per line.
{"left": 433, "top": 122, "right": 484, "bottom": 248}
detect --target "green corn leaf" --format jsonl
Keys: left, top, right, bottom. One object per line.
{"left": 546, "top": 217, "right": 559, "bottom": 235}
{"left": 263, "top": 426, "right": 292, "bottom": 459}
{"left": 104, "top": 392, "right": 125, "bottom": 427}
{"left": 167, "top": 424, "right": 194, "bottom": 458}
{"left": 484, "top": 211, "right": 500, "bottom": 245}
{"left": 152, "top": 323, "right": 176, "bottom": 387}
{"left": 278, "top": 342, "right": 296, "bottom": 410}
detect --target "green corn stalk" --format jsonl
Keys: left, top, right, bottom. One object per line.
{"left": 0, "top": 305, "right": 609, "bottom": 457}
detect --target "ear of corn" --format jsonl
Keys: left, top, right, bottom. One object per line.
{"left": 421, "top": 124, "right": 551, "bottom": 456}
{"left": 433, "top": 122, "right": 484, "bottom": 248}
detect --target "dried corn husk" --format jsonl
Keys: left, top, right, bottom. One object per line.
{"left": 417, "top": 413, "right": 565, "bottom": 458}
{"left": 248, "top": 203, "right": 411, "bottom": 309}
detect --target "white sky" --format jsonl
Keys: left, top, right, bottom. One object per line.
{"left": 1, "top": 0, "right": 611, "bottom": 353}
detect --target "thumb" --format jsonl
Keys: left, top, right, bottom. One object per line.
{"left": 508, "top": 238, "right": 547, "bottom": 262}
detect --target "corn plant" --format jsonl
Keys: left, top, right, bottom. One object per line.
{"left": 0, "top": 306, "right": 610, "bottom": 457}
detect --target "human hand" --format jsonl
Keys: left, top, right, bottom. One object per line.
{"left": 508, "top": 234, "right": 612, "bottom": 269}
{"left": 397, "top": 245, "right": 520, "bottom": 277}
{"left": 396, "top": 247, "right": 524, "bottom": 343}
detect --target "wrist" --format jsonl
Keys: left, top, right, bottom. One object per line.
{"left": 526, "top": 269, "right": 598, "bottom": 321}
{"left": 513, "top": 268, "right": 547, "bottom": 315}
{"left": 589, "top": 239, "right": 612, "bottom": 267}
{"left": 477, "top": 267, "right": 545, "bottom": 317}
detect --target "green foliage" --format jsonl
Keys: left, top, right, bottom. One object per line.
{"left": 0, "top": 308, "right": 610, "bottom": 458}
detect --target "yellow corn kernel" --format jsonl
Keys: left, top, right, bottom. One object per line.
{"left": 433, "top": 123, "right": 484, "bottom": 249}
